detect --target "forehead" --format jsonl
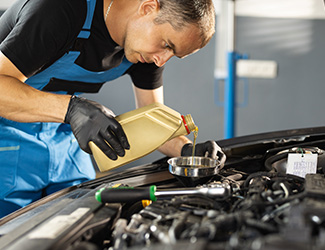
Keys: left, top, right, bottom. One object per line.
{"left": 161, "top": 23, "right": 202, "bottom": 58}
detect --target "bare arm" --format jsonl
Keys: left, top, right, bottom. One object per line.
{"left": 133, "top": 85, "right": 192, "bottom": 157}
{"left": 0, "top": 51, "right": 70, "bottom": 123}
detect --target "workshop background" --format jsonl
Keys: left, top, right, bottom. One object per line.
{"left": 1, "top": 0, "right": 324, "bottom": 168}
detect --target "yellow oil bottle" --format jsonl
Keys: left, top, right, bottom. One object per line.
{"left": 89, "top": 102, "right": 197, "bottom": 172}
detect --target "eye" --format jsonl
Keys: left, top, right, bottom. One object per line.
{"left": 164, "top": 42, "right": 172, "bottom": 50}
{"left": 163, "top": 41, "right": 176, "bottom": 55}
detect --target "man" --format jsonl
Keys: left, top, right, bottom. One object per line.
{"left": 0, "top": 0, "right": 225, "bottom": 217}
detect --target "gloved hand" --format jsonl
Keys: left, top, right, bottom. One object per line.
{"left": 64, "top": 96, "right": 130, "bottom": 160}
{"left": 181, "top": 140, "right": 226, "bottom": 167}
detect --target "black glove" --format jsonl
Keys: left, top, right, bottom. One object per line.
{"left": 181, "top": 140, "right": 226, "bottom": 167}
{"left": 64, "top": 96, "right": 130, "bottom": 160}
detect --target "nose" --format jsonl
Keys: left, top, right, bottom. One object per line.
{"left": 153, "top": 50, "right": 174, "bottom": 67}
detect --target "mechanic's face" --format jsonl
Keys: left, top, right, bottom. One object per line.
{"left": 122, "top": 8, "right": 202, "bottom": 67}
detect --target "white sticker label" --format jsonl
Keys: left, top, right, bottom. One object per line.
{"left": 28, "top": 207, "right": 90, "bottom": 239}
{"left": 286, "top": 153, "right": 318, "bottom": 178}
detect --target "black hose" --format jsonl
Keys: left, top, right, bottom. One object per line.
{"left": 264, "top": 152, "right": 289, "bottom": 171}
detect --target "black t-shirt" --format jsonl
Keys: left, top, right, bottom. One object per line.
{"left": 0, "top": 0, "right": 163, "bottom": 89}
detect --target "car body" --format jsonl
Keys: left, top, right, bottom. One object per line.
{"left": 1, "top": 126, "right": 325, "bottom": 250}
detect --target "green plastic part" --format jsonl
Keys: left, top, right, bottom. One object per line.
{"left": 149, "top": 185, "right": 157, "bottom": 201}
{"left": 95, "top": 187, "right": 105, "bottom": 203}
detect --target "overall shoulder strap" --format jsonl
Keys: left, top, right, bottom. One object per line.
{"left": 77, "top": 0, "right": 97, "bottom": 39}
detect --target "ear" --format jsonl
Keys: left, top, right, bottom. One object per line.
{"left": 139, "top": 0, "right": 159, "bottom": 16}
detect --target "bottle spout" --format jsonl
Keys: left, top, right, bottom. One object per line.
{"left": 182, "top": 114, "right": 197, "bottom": 134}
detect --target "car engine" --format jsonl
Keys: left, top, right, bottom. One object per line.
{"left": 1, "top": 128, "right": 325, "bottom": 250}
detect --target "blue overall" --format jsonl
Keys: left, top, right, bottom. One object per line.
{"left": 0, "top": 0, "right": 133, "bottom": 217}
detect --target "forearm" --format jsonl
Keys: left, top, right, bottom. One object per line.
{"left": 0, "top": 75, "right": 70, "bottom": 123}
{"left": 158, "top": 135, "right": 192, "bottom": 157}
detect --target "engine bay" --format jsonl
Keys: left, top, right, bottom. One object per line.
{"left": 1, "top": 127, "right": 325, "bottom": 250}
{"left": 107, "top": 153, "right": 325, "bottom": 250}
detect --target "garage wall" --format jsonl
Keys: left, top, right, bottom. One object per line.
{"left": 235, "top": 17, "right": 325, "bottom": 136}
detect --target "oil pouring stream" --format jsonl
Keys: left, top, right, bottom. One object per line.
{"left": 192, "top": 126, "right": 199, "bottom": 161}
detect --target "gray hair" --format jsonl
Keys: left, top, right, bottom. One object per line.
{"left": 154, "top": 0, "right": 216, "bottom": 48}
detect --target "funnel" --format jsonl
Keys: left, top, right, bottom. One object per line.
{"left": 168, "top": 157, "right": 221, "bottom": 187}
